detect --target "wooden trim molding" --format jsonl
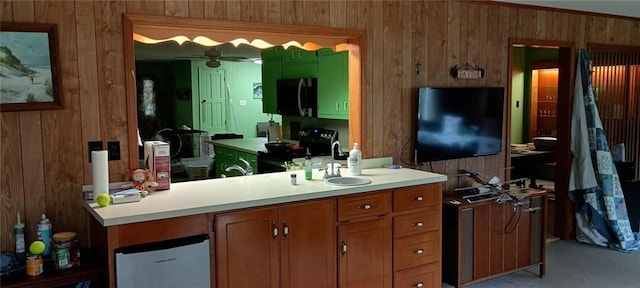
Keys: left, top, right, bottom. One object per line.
{"left": 122, "top": 13, "right": 366, "bottom": 167}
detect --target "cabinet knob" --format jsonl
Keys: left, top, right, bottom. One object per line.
{"left": 411, "top": 221, "right": 424, "bottom": 227}
{"left": 414, "top": 249, "right": 424, "bottom": 254}
{"left": 341, "top": 240, "right": 348, "bottom": 256}
{"left": 415, "top": 282, "right": 424, "bottom": 288}
{"left": 359, "top": 204, "right": 372, "bottom": 210}
{"left": 414, "top": 196, "right": 424, "bottom": 201}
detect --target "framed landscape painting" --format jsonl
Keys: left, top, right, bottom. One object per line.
{"left": 0, "top": 22, "right": 62, "bottom": 112}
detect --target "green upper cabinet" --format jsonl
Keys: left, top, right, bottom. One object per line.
{"left": 281, "top": 47, "right": 318, "bottom": 78}
{"left": 261, "top": 46, "right": 347, "bottom": 119}
{"left": 261, "top": 46, "right": 283, "bottom": 114}
{"left": 317, "top": 49, "right": 349, "bottom": 120}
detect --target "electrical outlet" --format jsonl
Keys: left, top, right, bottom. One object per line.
{"left": 108, "top": 141, "right": 121, "bottom": 161}
{"left": 88, "top": 141, "right": 103, "bottom": 163}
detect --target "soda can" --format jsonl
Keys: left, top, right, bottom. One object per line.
{"left": 26, "top": 254, "right": 43, "bottom": 276}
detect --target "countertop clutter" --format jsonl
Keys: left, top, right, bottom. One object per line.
{"left": 84, "top": 167, "right": 446, "bottom": 227}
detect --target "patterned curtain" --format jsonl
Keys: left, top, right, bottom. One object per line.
{"left": 568, "top": 49, "right": 640, "bottom": 252}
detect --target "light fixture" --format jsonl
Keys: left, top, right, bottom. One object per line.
{"left": 205, "top": 60, "right": 221, "bottom": 68}
{"left": 132, "top": 32, "right": 350, "bottom": 53}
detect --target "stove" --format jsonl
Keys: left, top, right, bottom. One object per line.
{"left": 297, "top": 127, "right": 338, "bottom": 156}
{"left": 257, "top": 127, "right": 337, "bottom": 173}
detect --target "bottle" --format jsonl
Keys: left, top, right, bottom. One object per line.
{"left": 348, "top": 143, "right": 362, "bottom": 176}
{"left": 36, "top": 214, "right": 52, "bottom": 257}
{"left": 304, "top": 152, "right": 313, "bottom": 180}
{"left": 15, "top": 212, "right": 26, "bottom": 262}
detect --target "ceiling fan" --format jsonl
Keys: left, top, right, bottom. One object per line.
{"left": 178, "top": 47, "right": 260, "bottom": 68}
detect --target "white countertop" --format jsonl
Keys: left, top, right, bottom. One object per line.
{"left": 84, "top": 167, "right": 447, "bottom": 227}
{"left": 207, "top": 137, "right": 268, "bottom": 154}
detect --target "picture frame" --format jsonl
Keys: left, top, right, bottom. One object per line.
{"left": 253, "top": 82, "right": 262, "bottom": 99}
{"left": 0, "top": 22, "right": 62, "bottom": 112}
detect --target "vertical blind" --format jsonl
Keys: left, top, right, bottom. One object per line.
{"left": 589, "top": 44, "right": 640, "bottom": 181}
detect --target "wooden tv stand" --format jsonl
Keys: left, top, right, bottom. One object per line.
{"left": 442, "top": 190, "right": 547, "bottom": 287}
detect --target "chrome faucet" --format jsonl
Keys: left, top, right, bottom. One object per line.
{"left": 225, "top": 158, "right": 253, "bottom": 176}
{"left": 324, "top": 141, "right": 342, "bottom": 179}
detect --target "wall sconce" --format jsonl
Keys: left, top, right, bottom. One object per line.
{"left": 450, "top": 63, "right": 485, "bottom": 80}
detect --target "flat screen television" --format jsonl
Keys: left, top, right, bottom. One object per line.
{"left": 416, "top": 87, "right": 505, "bottom": 163}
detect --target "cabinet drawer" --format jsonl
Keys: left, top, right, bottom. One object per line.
{"left": 394, "top": 263, "right": 440, "bottom": 288}
{"left": 338, "top": 190, "right": 392, "bottom": 222}
{"left": 393, "top": 210, "right": 440, "bottom": 238}
{"left": 394, "top": 231, "right": 440, "bottom": 271}
{"left": 393, "top": 184, "right": 441, "bottom": 212}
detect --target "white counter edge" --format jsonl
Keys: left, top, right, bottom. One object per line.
{"left": 85, "top": 170, "right": 446, "bottom": 227}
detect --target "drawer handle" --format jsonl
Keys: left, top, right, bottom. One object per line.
{"left": 411, "top": 221, "right": 425, "bottom": 227}
{"left": 272, "top": 221, "right": 278, "bottom": 239}
{"left": 415, "top": 282, "right": 424, "bottom": 288}
{"left": 414, "top": 196, "right": 424, "bottom": 201}
{"left": 359, "top": 204, "right": 372, "bottom": 210}
{"left": 341, "top": 240, "right": 348, "bottom": 256}
{"left": 414, "top": 249, "right": 424, "bottom": 254}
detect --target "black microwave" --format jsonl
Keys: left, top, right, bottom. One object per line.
{"left": 276, "top": 78, "right": 318, "bottom": 117}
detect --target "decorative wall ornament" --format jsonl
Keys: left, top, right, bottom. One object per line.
{"left": 450, "top": 63, "right": 485, "bottom": 80}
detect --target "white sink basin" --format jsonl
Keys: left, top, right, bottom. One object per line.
{"left": 325, "top": 177, "right": 372, "bottom": 186}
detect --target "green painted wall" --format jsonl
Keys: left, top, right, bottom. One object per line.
{"left": 510, "top": 47, "right": 559, "bottom": 144}
{"left": 218, "top": 60, "right": 281, "bottom": 137}
{"left": 511, "top": 48, "right": 525, "bottom": 144}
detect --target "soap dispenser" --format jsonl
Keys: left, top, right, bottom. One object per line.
{"left": 348, "top": 143, "right": 362, "bottom": 175}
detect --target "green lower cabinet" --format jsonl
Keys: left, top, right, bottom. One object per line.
{"left": 214, "top": 146, "right": 258, "bottom": 177}
{"left": 317, "top": 50, "right": 348, "bottom": 120}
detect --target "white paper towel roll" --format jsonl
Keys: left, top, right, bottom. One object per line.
{"left": 267, "top": 121, "right": 281, "bottom": 142}
{"left": 91, "top": 150, "right": 109, "bottom": 200}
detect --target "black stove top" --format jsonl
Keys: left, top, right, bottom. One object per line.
{"left": 258, "top": 127, "right": 337, "bottom": 162}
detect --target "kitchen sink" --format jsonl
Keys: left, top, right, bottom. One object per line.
{"left": 325, "top": 177, "right": 372, "bottom": 186}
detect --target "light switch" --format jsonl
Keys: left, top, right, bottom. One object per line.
{"left": 239, "top": 100, "right": 247, "bottom": 106}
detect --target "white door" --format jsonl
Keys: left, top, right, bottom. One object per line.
{"left": 199, "top": 68, "right": 227, "bottom": 133}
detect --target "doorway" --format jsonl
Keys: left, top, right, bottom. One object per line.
{"left": 507, "top": 39, "right": 575, "bottom": 241}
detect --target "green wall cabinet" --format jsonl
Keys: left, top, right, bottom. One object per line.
{"left": 261, "top": 46, "right": 283, "bottom": 114}
{"left": 281, "top": 47, "right": 318, "bottom": 78}
{"left": 260, "top": 46, "right": 348, "bottom": 120}
{"left": 214, "top": 146, "right": 258, "bottom": 178}
{"left": 317, "top": 49, "right": 349, "bottom": 120}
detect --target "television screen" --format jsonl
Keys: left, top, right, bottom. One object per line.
{"left": 416, "top": 87, "right": 505, "bottom": 163}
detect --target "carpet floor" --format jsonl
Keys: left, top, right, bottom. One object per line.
{"left": 443, "top": 239, "right": 640, "bottom": 288}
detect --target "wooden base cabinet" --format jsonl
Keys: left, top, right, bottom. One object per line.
{"left": 442, "top": 192, "right": 547, "bottom": 287}
{"left": 337, "top": 183, "right": 443, "bottom": 288}
{"left": 89, "top": 182, "right": 445, "bottom": 288}
{"left": 215, "top": 199, "right": 336, "bottom": 288}
{"left": 392, "top": 184, "right": 442, "bottom": 288}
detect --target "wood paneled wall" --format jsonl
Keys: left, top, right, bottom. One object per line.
{"left": 1, "top": 0, "right": 639, "bottom": 252}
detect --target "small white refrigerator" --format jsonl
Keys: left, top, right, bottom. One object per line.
{"left": 115, "top": 235, "right": 211, "bottom": 288}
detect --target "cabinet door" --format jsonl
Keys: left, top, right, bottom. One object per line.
{"left": 280, "top": 199, "right": 336, "bottom": 288}
{"left": 216, "top": 207, "right": 280, "bottom": 288}
{"left": 261, "top": 55, "right": 281, "bottom": 114}
{"left": 214, "top": 146, "right": 227, "bottom": 177}
{"left": 246, "top": 153, "right": 258, "bottom": 174}
{"left": 282, "top": 47, "right": 318, "bottom": 78}
{"left": 318, "top": 50, "right": 348, "bottom": 120}
{"left": 338, "top": 219, "right": 392, "bottom": 288}
{"left": 282, "top": 61, "right": 318, "bottom": 78}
